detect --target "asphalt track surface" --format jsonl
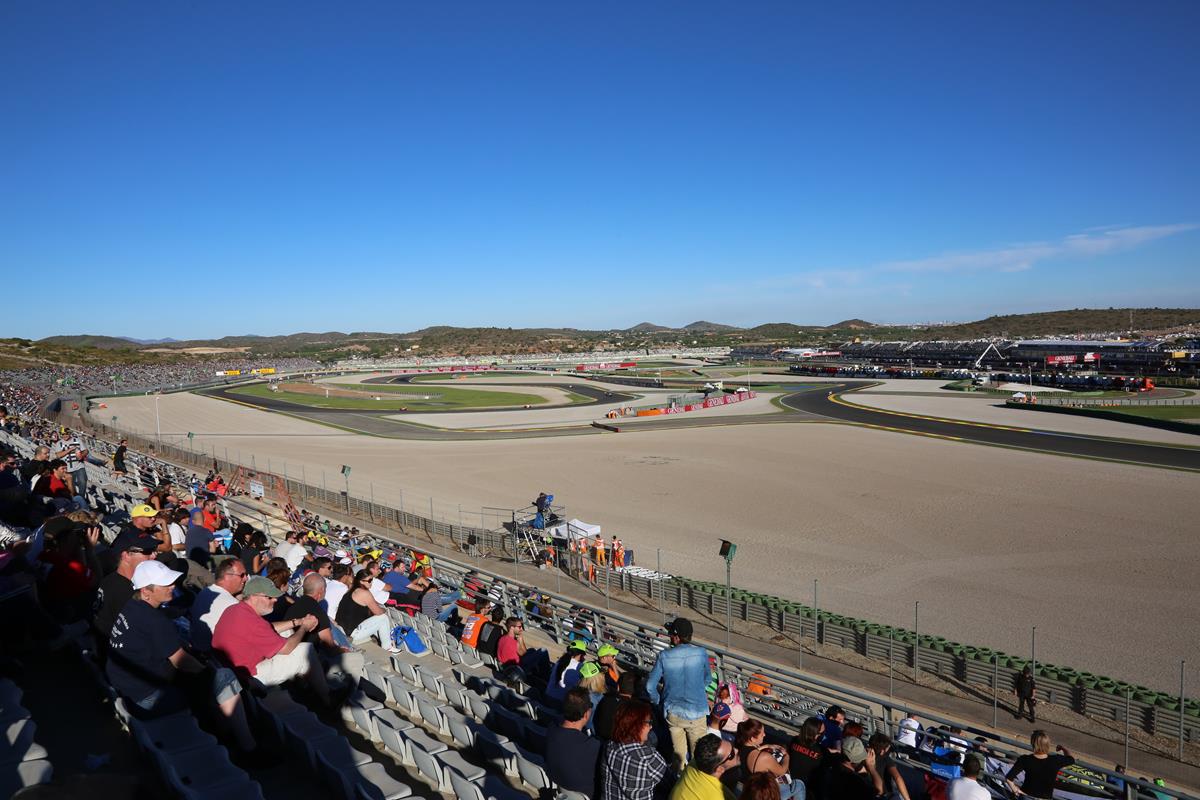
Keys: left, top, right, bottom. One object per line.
{"left": 781, "top": 381, "right": 1200, "bottom": 472}
{"left": 199, "top": 379, "right": 1200, "bottom": 468}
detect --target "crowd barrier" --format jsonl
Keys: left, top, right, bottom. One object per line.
{"left": 61, "top": 410, "right": 1199, "bottom": 757}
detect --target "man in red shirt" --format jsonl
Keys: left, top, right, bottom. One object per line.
{"left": 211, "top": 575, "right": 331, "bottom": 705}
{"left": 200, "top": 495, "right": 223, "bottom": 532}
{"left": 496, "top": 617, "right": 527, "bottom": 667}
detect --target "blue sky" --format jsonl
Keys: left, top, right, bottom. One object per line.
{"left": 3, "top": 1, "right": 1198, "bottom": 339}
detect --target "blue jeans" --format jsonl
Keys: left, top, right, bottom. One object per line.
{"left": 435, "top": 591, "right": 463, "bottom": 622}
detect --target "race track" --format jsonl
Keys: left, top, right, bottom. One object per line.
{"left": 781, "top": 382, "right": 1200, "bottom": 472}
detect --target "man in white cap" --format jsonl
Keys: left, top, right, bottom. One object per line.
{"left": 107, "top": 560, "right": 258, "bottom": 756}
{"left": 212, "top": 574, "right": 331, "bottom": 705}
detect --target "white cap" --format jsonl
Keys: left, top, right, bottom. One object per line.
{"left": 334, "top": 549, "right": 348, "bottom": 558}
{"left": 132, "top": 560, "right": 184, "bottom": 590}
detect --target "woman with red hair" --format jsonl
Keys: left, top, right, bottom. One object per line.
{"left": 601, "top": 700, "right": 669, "bottom": 800}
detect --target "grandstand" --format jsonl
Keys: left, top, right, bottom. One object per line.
{"left": 1, "top": 395, "right": 1198, "bottom": 799}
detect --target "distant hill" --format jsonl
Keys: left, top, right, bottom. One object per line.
{"left": 681, "top": 321, "right": 740, "bottom": 333}
{"left": 39, "top": 335, "right": 147, "bottom": 350}
{"left": 14, "top": 308, "right": 1200, "bottom": 368}
{"left": 925, "top": 308, "right": 1200, "bottom": 340}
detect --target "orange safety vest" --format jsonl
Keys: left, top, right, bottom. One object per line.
{"left": 461, "top": 613, "right": 488, "bottom": 648}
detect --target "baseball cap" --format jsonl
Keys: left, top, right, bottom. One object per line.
{"left": 710, "top": 702, "right": 732, "bottom": 720}
{"left": 131, "top": 560, "right": 183, "bottom": 590}
{"left": 578, "top": 662, "right": 601, "bottom": 679}
{"left": 842, "top": 736, "right": 867, "bottom": 765}
{"left": 243, "top": 575, "right": 283, "bottom": 598}
{"left": 666, "top": 618, "right": 693, "bottom": 639}
{"left": 568, "top": 639, "right": 588, "bottom": 653}
{"left": 130, "top": 504, "right": 158, "bottom": 519}
{"left": 597, "top": 644, "right": 619, "bottom": 658}
{"left": 110, "top": 529, "right": 162, "bottom": 554}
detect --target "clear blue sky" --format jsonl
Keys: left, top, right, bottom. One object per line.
{"left": 3, "top": 1, "right": 1198, "bottom": 339}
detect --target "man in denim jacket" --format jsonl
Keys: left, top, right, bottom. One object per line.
{"left": 646, "top": 617, "right": 712, "bottom": 772}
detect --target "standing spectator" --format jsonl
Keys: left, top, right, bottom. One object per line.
{"left": 1004, "top": 731, "right": 1073, "bottom": 800}
{"left": 38, "top": 517, "right": 102, "bottom": 621}
{"left": 597, "top": 643, "right": 624, "bottom": 691}
{"left": 545, "top": 686, "right": 602, "bottom": 797}
{"left": 646, "top": 617, "right": 712, "bottom": 772}
{"left": 111, "top": 439, "right": 128, "bottom": 477}
{"left": 669, "top": 733, "right": 741, "bottom": 800}
{"left": 948, "top": 757, "right": 989, "bottom": 800}
{"left": 602, "top": 700, "right": 670, "bottom": 800}
{"left": 211, "top": 576, "right": 332, "bottom": 705}
{"left": 53, "top": 432, "right": 88, "bottom": 507}
{"left": 1015, "top": 665, "right": 1037, "bottom": 722}
{"left": 546, "top": 639, "right": 589, "bottom": 706}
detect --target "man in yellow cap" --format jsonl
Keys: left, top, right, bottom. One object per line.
{"left": 124, "top": 503, "right": 170, "bottom": 555}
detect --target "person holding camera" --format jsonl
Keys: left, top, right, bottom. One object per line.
{"left": 735, "top": 719, "right": 801, "bottom": 800}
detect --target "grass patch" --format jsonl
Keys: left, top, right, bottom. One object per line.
{"left": 230, "top": 382, "right": 549, "bottom": 411}
{"left": 1104, "top": 405, "right": 1200, "bottom": 421}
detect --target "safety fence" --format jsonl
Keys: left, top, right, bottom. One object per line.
{"left": 62, "top": 411, "right": 1198, "bottom": 759}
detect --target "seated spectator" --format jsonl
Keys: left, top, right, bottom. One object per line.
{"left": 496, "top": 616, "right": 527, "bottom": 666}
{"left": 107, "top": 560, "right": 258, "bottom": 757}
{"left": 286, "top": 573, "right": 364, "bottom": 679}
{"left": 825, "top": 738, "right": 883, "bottom": 800}
{"left": 787, "top": 717, "right": 827, "bottom": 790}
{"left": 740, "top": 773, "right": 782, "bottom": 800}
{"left": 32, "top": 459, "right": 77, "bottom": 511}
{"left": 546, "top": 639, "right": 588, "bottom": 706}
{"left": 594, "top": 670, "right": 637, "bottom": 741}
{"left": 166, "top": 507, "right": 188, "bottom": 557}
{"left": 38, "top": 515, "right": 102, "bottom": 622}
{"left": 545, "top": 686, "right": 601, "bottom": 797}
{"left": 211, "top": 575, "right": 332, "bottom": 705}
{"left": 735, "top": 719, "right": 798, "bottom": 800}
{"left": 819, "top": 705, "right": 845, "bottom": 750}
{"left": 264, "top": 563, "right": 294, "bottom": 621}
{"left": 602, "top": 699, "right": 670, "bottom": 800}
{"left": 716, "top": 682, "right": 749, "bottom": 739}
{"left": 670, "top": 733, "right": 741, "bottom": 800}
{"left": 324, "top": 561, "right": 352, "bottom": 619}
{"left": 412, "top": 574, "right": 462, "bottom": 622}
{"left": 475, "top": 606, "right": 505, "bottom": 658}
{"left": 190, "top": 557, "right": 249, "bottom": 652}
{"left": 598, "top": 643, "right": 624, "bottom": 691}
{"left": 239, "top": 529, "right": 269, "bottom": 576}
{"left": 895, "top": 711, "right": 921, "bottom": 749}
{"left": 459, "top": 600, "right": 494, "bottom": 650}
{"left": 334, "top": 569, "right": 400, "bottom": 653}
{"left": 868, "top": 731, "right": 910, "bottom": 800}
{"left": 380, "top": 559, "right": 411, "bottom": 595}
{"left": 93, "top": 529, "right": 161, "bottom": 650}
{"left": 185, "top": 507, "right": 217, "bottom": 569}
{"left": 948, "top": 756, "right": 989, "bottom": 800}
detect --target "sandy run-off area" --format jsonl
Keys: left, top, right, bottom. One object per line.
{"left": 97, "top": 388, "right": 1199, "bottom": 692}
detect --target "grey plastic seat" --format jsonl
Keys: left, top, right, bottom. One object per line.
{"left": 414, "top": 692, "right": 449, "bottom": 736}
{"left": 316, "top": 748, "right": 413, "bottom": 800}
{"left": 468, "top": 691, "right": 492, "bottom": 722}
{"left": 555, "top": 790, "right": 593, "bottom": 800}
{"left": 342, "top": 692, "right": 385, "bottom": 740}
{"left": 166, "top": 772, "right": 265, "bottom": 800}
{"left": 390, "top": 656, "right": 420, "bottom": 686}
{"left": 361, "top": 664, "right": 392, "bottom": 702}
{"left": 152, "top": 744, "right": 252, "bottom": 797}
{"left": 282, "top": 710, "right": 341, "bottom": 769}
{"left": 443, "top": 680, "right": 469, "bottom": 714}
{"left": 416, "top": 666, "right": 446, "bottom": 700}
{"left": 0, "top": 758, "right": 52, "bottom": 799}
{"left": 383, "top": 721, "right": 447, "bottom": 767}
{"left": 511, "top": 744, "right": 552, "bottom": 792}
{"left": 128, "top": 711, "right": 220, "bottom": 755}
{"left": 0, "top": 719, "right": 49, "bottom": 763}
{"left": 448, "top": 767, "right": 532, "bottom": 800}
{"left": 386, "top": 676, "right": 417, "bottom": 718}
{"left": 434, "top": 747, "right": 487, "bottom": 789}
